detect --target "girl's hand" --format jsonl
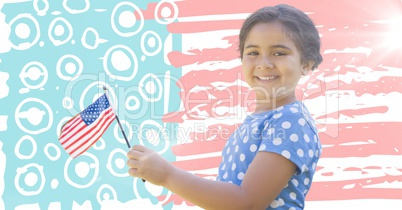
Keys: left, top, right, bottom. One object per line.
{"left": 127, "top": 145, "right": 175, "bottom": 186}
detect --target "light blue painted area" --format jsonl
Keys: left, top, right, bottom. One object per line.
{"left": 0, "top": 0, "right": 181, "bottom": 209}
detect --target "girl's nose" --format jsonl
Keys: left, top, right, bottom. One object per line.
{"left": 257, "top": 56, "right": 274, "bottom": 69}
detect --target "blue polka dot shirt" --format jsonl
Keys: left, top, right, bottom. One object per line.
{"left": 217, "top": 101, "right": 322, "bottom": 209}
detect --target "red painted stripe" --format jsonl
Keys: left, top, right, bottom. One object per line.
{"left": 319, "top": 122, "right": 402, "bottom": 157}
{"left": 167, "top": 20, "right": 243, "bottom": 34}
{"left": 307, "top": 175, "right": 402, "bottom": 200}
{"left": 167, "top": 35, "right": 238, "bottom": 68}
{"left": 316, "top": 106, "right": 389, "bottom": 120}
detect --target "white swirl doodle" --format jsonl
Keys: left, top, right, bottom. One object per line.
{"left": 125, "top": 95, "right": 140, "bottom": 111}
{"left": 103, "top": 45, "right": 138, "bottom": 81}
{"left": 19, "top": 61, "right": 48, "bottom": 90}
{"left": 56, "top": 54, "right": 83, "bottom": 81}
{"left": 138, "top": 73, "right": 163, "bottom": 102}
{"left": 33, "top": 0, "right": 49, "bottom": 16}
{"left": 92, "top": 137, "right": 106, "bottom": 150}
{"left": 15, "top": 135, "right": 37, "bottom": 160}
{"left": 141, "top": 31, "right": 162, "bottom": 56}
{"left": 106, "top": 148, "right": 129, "bottom": 177}
{"left": 9, "top": 13, "right": 40, "bottom": 50}
{"left": 15, "top": 98, "right": 53, "bottom": 135}
{"left": 111, "top": 2, "right": 144, "bottom": 37}
{"left": 64, "top": 153, "right": 99, "bottom": 188}
{"left": 14, "top": 163, "right": 46, "bottom": 196}
{"left": 62, "top": 97, "right": 74, "bottom": 109}
{"left": 81, "top": 27, "right": 107, "bottom": 50}
{"left": 48, "top": 17, "right": 73, "bottom": 46}
{"left": 154, "top": 0, "right": 179, "bottom": 25}
{"left": 44, "top": 143, "right": 61, "bottom": 161}
{"left": 96, "top": 184, "right": 117, "bottom": 205}
{"left": 62, "top": 0, "right": 90, "bottom": 14}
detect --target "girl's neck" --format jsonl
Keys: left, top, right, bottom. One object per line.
{"left": 253, "top": 95, "right": 297, "bottom": 114}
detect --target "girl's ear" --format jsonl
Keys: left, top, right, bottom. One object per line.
{"left": 302, "top": 61, "right": 315, "bottom": 76}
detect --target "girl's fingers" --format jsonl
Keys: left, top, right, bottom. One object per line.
{"left": 127, "top": 158, "right": 138, "bottom": 168}
{"left": 128, "top": 167, "right": 139, "bottom": 177}
{"left": 132, "top": 144, "right": 146, "bottom": 152}
{"left": 127, "top": 147, "right": 144, "bottom": 159}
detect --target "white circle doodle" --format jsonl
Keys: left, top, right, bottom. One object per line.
{"left": 111, "top": 2, "right": 144, "bottom": 37}
{"left": 14, "top": 135, "right": 37, "bottom": 160}
{"left": 48, "top": 17, "right": 73, "bottom": 46}
{"left": 44, "top": 143, "right": 61, "bottom": 161}
{"left": 33, "top": 0, "right": 49, "bottom": 16}
{"left": 14, "top": 163, "right": 46, "bottom": 196}
{"left": 138, "top": 120, "right": 169, "bottom": 154}
{"left": 19, "top": 61, "right": 48, "bottom": 90}
{"left": 96, "top": 184, "right": 118, "bottom": 205}
{"left": 9, "top": 13, "right": 40, "bottom": 50}
{"left": 103, "top": 45, "right": 138, "bottom": 81}
{"left": 92, "top": 137, "right": 105, "bottom": 150}
{"left": 15, "top": 98, "right": 53, "bottom": 135}
{"left": 154, "top": 0, "right": 179, "bottom": 25}
{"left": 56, "top": 54, "right": 83, "bottom": 81}
{"left": 138, "top": 73, "right": 162, "bottom": 102}
{"left": 62, "top": 97, "right": 74, "bottom": 109}
{"left": 63, "top": 0, "right": 90, "bottom": 14}
{"left": 106, "top": 148, "right": 129, "bottom": 177}
{"left": 125, "top": 95, "right": 140, "bottom": 111}
{"left": 140, "top": 31, "right": 162, "bottom": 56}
{"left": 81, "top": 27, "right": 102, "bottom": 50}
{"left": 64, "top": 153, "right": 99, "bottom": 188}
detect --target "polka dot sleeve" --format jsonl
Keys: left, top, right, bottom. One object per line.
{"left": 258, "top": 106, "right": 319, "bottom": 175}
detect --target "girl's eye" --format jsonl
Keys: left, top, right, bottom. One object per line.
{"left": 247, "top": 51, "right": 259, "bottom": 56}
{"left": 273, "top": 52, "right": 286, "bottom": 56}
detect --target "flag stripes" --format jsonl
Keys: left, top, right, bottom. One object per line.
{"left": 59, "top": 93, "right": 116, "bottom": 158}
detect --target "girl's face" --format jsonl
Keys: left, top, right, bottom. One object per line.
{"left": 242, "top": 22, "right": 312, "bottom": 104}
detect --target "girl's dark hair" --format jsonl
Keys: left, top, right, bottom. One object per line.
{"left": 239, "top": 4, "right": 323, "bottom": 70}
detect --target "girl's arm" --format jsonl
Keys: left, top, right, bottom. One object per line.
{"left": 127, "top": 145, "right": 296, "bottom": 210}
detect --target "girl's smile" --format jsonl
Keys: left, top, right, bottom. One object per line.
{"left": 255, "top": 75, "right": 280, "bottom": 82}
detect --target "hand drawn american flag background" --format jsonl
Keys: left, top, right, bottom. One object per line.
{"left": 0, "top": 0, "right": 401, "bottom": 209}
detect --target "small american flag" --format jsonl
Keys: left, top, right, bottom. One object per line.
{"left": 59, "top": 93, "right": 116, "bottom": 158}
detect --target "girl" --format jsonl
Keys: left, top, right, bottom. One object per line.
{"left": 127, "top": 4, "right": 323, "bottom": 209}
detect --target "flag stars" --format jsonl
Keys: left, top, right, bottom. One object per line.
{"left": 81, "top": 94, "right": 111, "bottom": 125}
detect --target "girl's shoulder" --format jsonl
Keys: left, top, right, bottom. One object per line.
{"left": 247, "top": 101, "right": 318, "bottom": 133}
{"left": 272, "top": 100, "right": 318, "bottom": 134}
